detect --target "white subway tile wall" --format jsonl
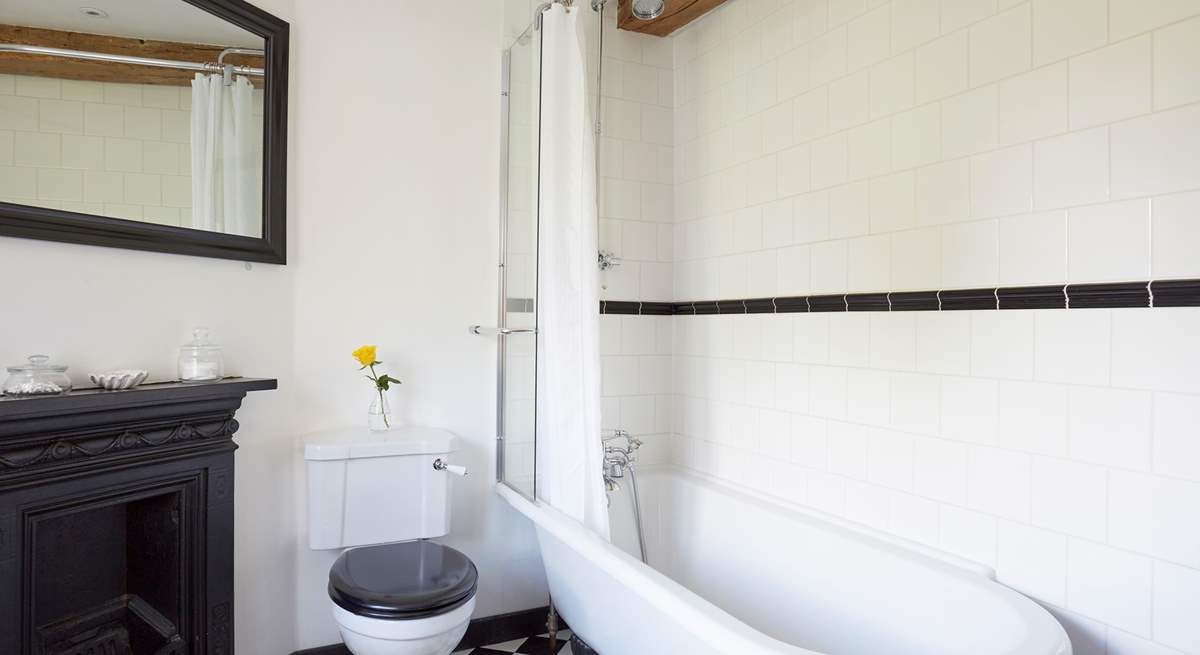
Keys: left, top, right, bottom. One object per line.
{"left": 0, "top": 74, "right": 263, "bottom": 226}
{"left": 596, "top": 1, "right": 1200, "bottom": 654}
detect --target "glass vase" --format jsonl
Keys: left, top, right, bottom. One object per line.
{"left": 368, "top": 391, "right": 393, "bottom": 432}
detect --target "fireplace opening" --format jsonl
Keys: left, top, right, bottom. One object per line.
{"left": 30, "top": 488, "right": 192, "bottom": 655}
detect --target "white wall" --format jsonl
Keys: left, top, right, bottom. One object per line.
{"left": 287, "top": 0, "right": 545, "bottom": 648}
{"left": 651, "top": 2, "right": 1200, "bottom": 655}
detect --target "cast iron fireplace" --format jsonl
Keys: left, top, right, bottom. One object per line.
{"left": 0, "top": 378, "right": 275, "bottom": 655}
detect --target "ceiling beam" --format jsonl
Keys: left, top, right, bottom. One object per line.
{"left": 0, "top": 24, "right": 263, "bottom": 87}
{"left": 616, "top": 0, "right": 730, "bottom": 37}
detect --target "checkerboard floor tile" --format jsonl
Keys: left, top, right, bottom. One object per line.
{"left": 453, "top": 630, "right": 575, "bottom": 655}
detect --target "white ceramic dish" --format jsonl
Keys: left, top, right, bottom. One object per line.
{"left": 89, "top": 369, "right": 149, "bottom": 391}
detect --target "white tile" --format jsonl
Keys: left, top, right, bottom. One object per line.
{"left": 0, "top": 96, "right": 38, "bottom": 131}
{"left": 913, "top": 436, "right": 967, "bottom": 502}
{"left": 810, "top": 27, "right": 848, "bottom": 86}
{"left": 972, "top": 144, "right": 1033, "bottom": 219}
{"left": 777, "top": 47, "right": 811, "bottom": 101}
{"left": 1153, "top": 392, "right": 1200, "bottom": 482}
{"left": 1032, "top": 0, "right": 1108, "bottom": 66}
{"left": 847, "top": 235, "right": 891, "bottom": 292}
{"left": 16, "top": 76, "right": 60, "bottom": 99}
{"left": 60, "top": 80, "right": 102, "bottom": 102}
{"left": 848, "top": 5, "right": 892, "bottom": 71}
{"left": 762, "top": 102, "right": 795, "bottom": 154}
{"left": 777, "top": 244, "right": 812, "bottom": 294}
{"left": 1069, "top": 35, "right": 1153, "bottom": 129}
{"left": 1109, "top": 470, "right": 1200, "bottom": 569}
{"left": 1031, "top": 456, "right": 1107, "bottom": 540}
{"left": 36, "top": 168, "right": 82, "bottom": 201}
{"left": 941, "top": 376, "right": 999, "bottom": 445}
{"left": 829, "top": 71, "right": 870, "bottom": 133}
{"left": 777, "top": 143, "right": 812, "bottom": 199}
{"left": 829, "top": 0, "right": 869, "bottom": 27}
{"left": 868, "top": 313, "right": 916, "bottom": 371}
{"left": 891, "top": 0, "right": 941, "bottom": 54}
{"left": 807, "top": 470, "right": 847, "bottom": 514}
{"left": 998, "top": 62, "right": 1069, "bottom": 146}
{"left": 998, "top": 380, "right": 1069, "bottom": 456}
{"left": 810, "top": 240, "right": 847, "bottom": 293}
{"left": 848, "top": 369, "right": 892, "bottom": 427}
{"left": 746, "top": 155, "right": 779, "bottom": 205}
{"left": 1067, "top": 539, "right": 1153, "bottom": 637}
{"left": 60, "top": 135, "right": 103, "bottom": 170}
{"left": 915, "top": 312, "right": 970, "bottom": 375}
{"left": 747, "top": 250, "right": 779, "bottom": 297}
{"left": 891, "top": 104, "right": 942, "bottom": 170}
{"left": 1045, "top": 606, "right": 1108, "bottom": 655}
{"left": 794, "top": 87, "right": 830, "bottom": 143}
{"left": 869, "top": 171, "right": 916, "bottom": 233}
{"left": 1153, "top": 561, "right": 1200, "bottom": 654}
{"left": 38, "top": 99, "right": 83, "bottom": 134}
{"left": 14, "top": 132, "right": 60, "bottom": 167}
{"left": 83, "top": 171, "right": 124, "bottom": 203}
{"left": 971, "top": 311, "right": 1034, "bottom": 379}
{"left": 998, "top": 210, "right": 1067, "bottom": 284}
{"left": 939, "top": 505, "right": 998, "bottom": 567}
{"left": 888, "top": 492, "right": 939, "bottom": 544}
{"left": 791, "top": 415, "right": 828, "bottom": 467}
{"left": 0, "top": 131, "right": 12, "bottom": 166}
{"left": 1034, "top": 310, "right": 1111, "bottom": 385}
{"left": 83, "top": 103, "right": 123, "bottom": 137}
{"left": 1033, "top": 127, "right": 1109, "bottom": 210}
{"left": 810, "top": 134, "right": 848, "bottom": 190}
{"left": 869, "top": 53, "right": 914, "bottom": 119}
{"left": 966, "top": 445, "right": 1031, "bottom": 521}
{"left": 1111, "top": 0, "right": 1200, "bottom": 40}
{"left": 941, "top": 220, "right": 999, "bottom": 288}
{"left": 890, "top": 372, "right": 940, "bottom": 435}
{"left": 123, "top": 106, "right": 162, "bottom": 141}
{"left": 1112, "top": 309, "right": 1198, "bottom": 394}
{"left": 1067, "top": 199, "right": 1151, "bottom": 282}
{"left": 810, "top": 366, "right": 849, "bottom": 420}
{"left": 916, "top": 159, "right": 970, "bottom": 226}
{"left": 1110, "top": 105, "right": 1200, "bottom": 200}
{"left": 997, "top": 521, "right": 1068, "bottom": 606}
{"left": 1152, "top": 191, "right": 1200, "bottom": 280}
{"left": 124, "top": 173, "right": 161, "bottom": 205}
{"left": 794, "top": 313, "right": 830, "bottom": 364}
{"left": 1152, "top": 16, "right": 1200, "bottom": 110}
{"left": 847, "top": 119, "right": 891, "bottom": 181}
{"left": 867, "top": 428, "right": 914, "bottom": 490}
{"left": 827, "top": 421, "right": 869, "bottom": 478}
{"left": 103, "top": 83, "right": 140, "bottom": 106}
{"left": 844, "top": 479, "right": 891, "bottom": 530}
{"left": 1105, "top": 627, "right": 1188, "bottom": 655}
{"left": 1068, "top": 386, "right": 1152, "bottom": 470}
{"left": 0, "top": 165, "right": 38, "bottom": 199}
{"left": 829, "top": 313, "right": 870, "bottom": 366}
{"left": 775, "top": 362, "right": 810, "bottom": 413}
{"left": 915, "top": 32, "right": 969, "bottom": 103}
{"left": 942, "top": 85, "right": 999, "bottom": 160}
{"left": 104, "top": 137, "right": 142, "bottom": 172}
{"left": 890, "top": 226, "right": 942, "bottom": 290}
{"left": 829, "top": 181, "right": 870, "bottom": 238}
{"left": 970, "top": 4, "right": 1032, "bottom": 86}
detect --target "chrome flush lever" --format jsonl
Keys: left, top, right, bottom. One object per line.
{"left": 433, "top": 458, "right": 468, "bottom": 476}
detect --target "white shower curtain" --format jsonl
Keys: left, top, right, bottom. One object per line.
{"left": 190, "top": 74, "right": 258, "bottom": 237}
{"left": 534, "top": 4, "right": 610, "bottom": 539}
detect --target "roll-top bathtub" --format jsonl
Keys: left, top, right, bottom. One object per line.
{"left": 496, "top": 467, "right": 1070, "bottom": 655}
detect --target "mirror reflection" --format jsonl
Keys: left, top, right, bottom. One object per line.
{"left": 0, "top": 0, "right": 267, "bottom": 237}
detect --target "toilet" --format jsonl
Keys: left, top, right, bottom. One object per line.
{"left": 305, "top": 426, "right": 474, "bottom": 655}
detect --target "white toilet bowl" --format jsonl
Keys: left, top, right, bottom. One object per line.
{"left": 332, "top": 596, "right": 475, "bottom": 655}
{"left": 327, "top": 540, "right": 478, "bottom": 655}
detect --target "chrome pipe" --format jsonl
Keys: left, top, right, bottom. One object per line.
{"left": 0, "top": 43, "right": 264, "bottom": 76}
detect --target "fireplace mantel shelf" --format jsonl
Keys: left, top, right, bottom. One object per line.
{"left": 0, "top": 377, "right": 277, "bottom": 420}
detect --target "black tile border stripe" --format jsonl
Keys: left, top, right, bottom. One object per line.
{"left": 597, "top": 279, "right": 1200, "bottom": 315}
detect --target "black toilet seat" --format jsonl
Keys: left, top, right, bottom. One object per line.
{"left": 328, "top": 540, "right": 478, "bottom": 620}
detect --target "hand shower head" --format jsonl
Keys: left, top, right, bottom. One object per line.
{"left": 631, "top": 0, "right": 665, "bottom": 20}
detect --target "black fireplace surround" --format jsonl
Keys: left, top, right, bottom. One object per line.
{"left": 0, "top": 378, "right": 275, "bottom": 655}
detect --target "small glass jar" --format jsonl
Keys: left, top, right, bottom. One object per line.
{"left": 178, "top": 328, "right": 224, "bottom": 383}
{"left": 3, "top": 355, "right": 73, "bottom": 396}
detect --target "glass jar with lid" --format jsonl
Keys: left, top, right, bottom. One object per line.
{"left": 178, "top": 328, "right": 225, "bottom": 383}
{"left": 3, "top": 355, "right": 73, "bottom": 396}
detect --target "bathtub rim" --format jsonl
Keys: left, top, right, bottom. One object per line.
{"left": 497, "top": 465, "right": 1071, "bottom": 655}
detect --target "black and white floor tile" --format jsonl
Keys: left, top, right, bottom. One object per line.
{"left": 453, "top": 629, "right": 575, "bottom": 655}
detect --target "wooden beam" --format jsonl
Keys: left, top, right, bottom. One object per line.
{"left": 0, "top": 24, "right": 263, "bottom": 87}
{"left": 616, "top": 0, "right": 730, "bottom": 37}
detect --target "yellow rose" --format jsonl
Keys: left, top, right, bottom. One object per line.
{"left": 352, "top": 345, "right": 377, "bottom": 367}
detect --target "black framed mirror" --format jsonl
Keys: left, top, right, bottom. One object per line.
{"left": 0, "top": 0, "right": 288, "bottom": 264}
